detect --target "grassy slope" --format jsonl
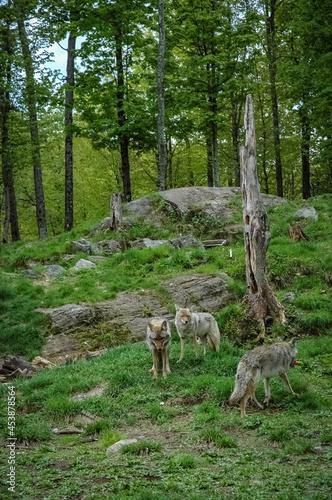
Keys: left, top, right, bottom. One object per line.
{"left": 0, "top": 194, "right": 332, "bottom": 499}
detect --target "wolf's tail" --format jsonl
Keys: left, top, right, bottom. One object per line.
{"left": 208, "top": 319, "right": 220, "bottom": 351}
{"left": 229, "top": 363, "right": 253, "bottom": 405}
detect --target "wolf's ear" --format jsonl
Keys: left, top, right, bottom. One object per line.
{"left": 162, "top": 320, "right": 167, "bottom": 329}
{"left": 289, "top": 337, "right": 296, "bottom": 347}
{"left": 175, "top": 304, "right": 180, "bottom": 311}
{"left": 147, "top": 322, "right": 153, "bottom": 330}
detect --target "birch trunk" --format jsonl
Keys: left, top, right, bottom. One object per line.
{"left": 240, "top": 94, "right": 286, "bottom": 336}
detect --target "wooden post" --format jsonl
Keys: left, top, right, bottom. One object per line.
{"left": 240, "top": 94, "right": 286, "bottom": 337}
{"left": 110, "top": 193, "right": 122, "bottom": 231}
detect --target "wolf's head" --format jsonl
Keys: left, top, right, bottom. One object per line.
{"left": 288, "top": 338, "right": 298, "bottom": 366}
{"left": 175, "top": 305, "right": 193, "bottom": 325}
{"left": 147, "top": 319, "right": 169, "bottom": 351}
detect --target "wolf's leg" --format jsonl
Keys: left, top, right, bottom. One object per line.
{"left": 280, "top": 373, "right": 296, "bottom": 394}
{"left": 162, "top": 350, "right": 168, "bottom": 378}
{"left": 263, "top": 378, "right": 271, "bottom": 406}
{"left": 193, "top": 336, "right": 199, "bottom": 358}
{"left": 251, "top": 393, "right": 264, "bottom": 409}
{"left": 165, "top": 348, "right": 171, "bottom": 374}
{"left": 240, "top": 396, "right": 249, "bottom": 417}
{"left": 177, "top": 337, "right": 186, "bottom": 362}
{"left": 152, "top": 349, "right": 159, "bottom": 378}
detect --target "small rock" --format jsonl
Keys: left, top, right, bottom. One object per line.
{"left": 131, "top": 238, "right": 169, "bottom": 249}
{"left": 45, "top": 265, "right": 65, "bottom": 278}
{"left": 21, "top": 269, "right": 42, "bottom": 279}
{"left": 99, "top": 239, "right": 123, "bottom": 255}
{"left": 169, "top": 234, "right": 204, "bottom": 250}
{"left": 106, "top": 439, "right": 138, "bottom": 454}
{"left": 283, "top": 292, "right": 295, "bottom": 303}
{"left": 294, "top": 206, "right": 318, "bottom": 221}
{"left": 70, "top": 238, "right": 92, "bottom": 254}
{"left": 74, "top": 259, "right": 97, "bottom": 269}
{"left": 52, "top": 427, "right": 84, "bottom": 435}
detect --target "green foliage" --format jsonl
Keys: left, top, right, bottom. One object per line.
{"left": 199, "top": 427, "right": 237, "bottom": 448}
{"left": 121, "top": 440, "right": 162, "bottom": 455}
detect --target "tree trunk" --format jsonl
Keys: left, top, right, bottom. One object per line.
{"left": 265, "top": 0, "right": 283, "bottom": 197}
{"left": 64, "top": 31, "right": 76, "bottom": 232}
{"left": 240, "top": 94, "right": 286, "bottom": 336}
{"left": 300, "top": 102, "right": 311, "bottom": 199}
{"left": 257, "top": 91, "right": 269, "bottom": 194}
{"left": 1, "top": 8, "right": 20, "bottom": 242}
{"left": 14, "top": 0, "right": 48, "bottom": 238}
{"left": 110, "top": 193, "right": 122, "bottom": 231}
{"left": 206, "top": 136, "right": 214, "bottom": 187}
{"left": 231, "top": 96, "right": 242, "bottom": 187}
{"left": 185, "top": 137, "right": 194, "bottom": 186}
{"left": 115, "top": 27, "right": 131, "bottom": 202}
{"left": 157, "top": 0, "right": 167, "bottom": 191}
{"left": 167, "top": 138, "right": 173, "bottom": 189}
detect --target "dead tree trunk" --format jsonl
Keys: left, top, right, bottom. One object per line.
{"left": 240, "top": 94, "right": 286, "bottom": 337}
{"left": 110, "top": 193, "right": 122, "bottom": 231}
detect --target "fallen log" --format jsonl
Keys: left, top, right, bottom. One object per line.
{"left": 3, "top": 355, "right": 42, "bottom": 374}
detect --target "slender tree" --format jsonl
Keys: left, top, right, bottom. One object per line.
{"left": 13, "top": 0, "right": 48, "bottom": 238}
{"left": 64, "top": 29, "right": 76, "bottom": 231}
{"left": 157, "top": 0, "right": 167, "bottom": 191}
{"left": 264, "top": 0, "right": 283, "bottom": 197}
{"left": 0, "top": 0, "right": 20, "bottom": 242}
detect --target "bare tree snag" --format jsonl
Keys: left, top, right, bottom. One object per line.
{"left": 289, "top": 222, "right": 309, "bottom": 242}
{"left": 240, "top": 94, "right": 286, "bottom": 337}
{"left": 110, "top": 193, "right": 122, "bottom": 231}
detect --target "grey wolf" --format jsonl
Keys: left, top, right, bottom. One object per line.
{"left": 229, "top": 338, "right": 298, "bottom": 417}
{"left": 174, "top": 305, "right": 220, "bottom": 362}
{"left": 146, "top": 318, "right": 172, "bottom": 378}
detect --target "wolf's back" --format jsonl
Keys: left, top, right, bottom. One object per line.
{"left": 229, "top": 360, "right": 255, "bottom": 405}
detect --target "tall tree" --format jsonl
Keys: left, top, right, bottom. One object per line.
{"left": 0, "top": 0, "right": 20, "bottom": 242}
{"left": 157, "top": 0, "right": 167, "bottom": 191}
{"left": 264, "top": 0, "right": 283, "bottom": 197}
{"left": 13, "top": 0, "right": 48, "bottom": 238}
{"left": 64, "top": 28, "right": 76, "bottom": 231}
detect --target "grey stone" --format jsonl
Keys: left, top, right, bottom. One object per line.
{"left": 36, "top": 303, "right": 93, "bottom": 330}
{"left": 161, "top": 273, "right": 231, "bottom": 313}
{"left": 294, "top": 206, "right": 318, "bottom": 221}
{"left": 283, "top": 292, "right": 295, "bottom": 303}
{"left": 45, "top": 265, "right": 65, "bottom": 278}
{"left": 99, "top": 239, "right": 123, "bottom": 255}
{"left": 106, "top": 439, "right": 138, "bottom": 454}
{"left": 41, "top": 333, "right": 79, "bottom": 361}
{"left": 74, "top": 259, "right": 97, "bottom": 269}
{"left": 169, "top": 235, "right": 204, "bottom": 250}
{"left": 90, "top": 243, "right": 104, "bottom": 255}
{"left": 125, "top": 187, "right": 287, "bottom": 224}
{"left": 131, "top": 238, "right": 169, "bottom": 249}
{"left": 88, "top": 256, "right": 107, "bottom": 263}
{"left": 70, "top": 238, "right": 92, "bottom": 254}
{"left": 21, "top": 269, "right": 42, "bottom": 279}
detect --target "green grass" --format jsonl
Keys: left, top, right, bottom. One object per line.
{"left": 0, "top": 336, "right": 331, "bottom": 499}
{"left": 0, "top": 194, "right": 332, "bottom": 498}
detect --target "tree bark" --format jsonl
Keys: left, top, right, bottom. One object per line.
{"left": 206, "top": 136, "right": 214, "bottom": 187}
{"left": 14, "top": 0, "right": 48, "bottom": 238}
{"left": 64, "top": 31, "right": 76, "bottom": 232}
{"left": 300, "top": 100, "right": 311, "bottom": 199}
{"left": 240, "top": 94, "right": 286, "bottom": 336}
{"left": 115, "top": 27, "right": 131, "bottom": 202}
{"left": 231, "top": 96, "right": 242, "bottom": 187}
{"left": 110, "top": 193, "right": 122, "bottom": 231}
{"left": 1, "top": 5, "right": 20, "bottom": 242}
{"left": 157, "top": 0, "right": 167, "bottom": 191}
{"left": 265, "top": 0, "right": 283, "bottom": 197}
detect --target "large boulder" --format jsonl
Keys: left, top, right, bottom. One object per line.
{"left": 125, "top": 187, "right": 287, "bottom": 222}
{"left": 161, "top": 273, "right": 231, "bottom": 312}
{"left": 36, "top": 303, "right": 93, "bottom": 330}
{"left": 294, "top": 205, "right": 318, "bottom": 221}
